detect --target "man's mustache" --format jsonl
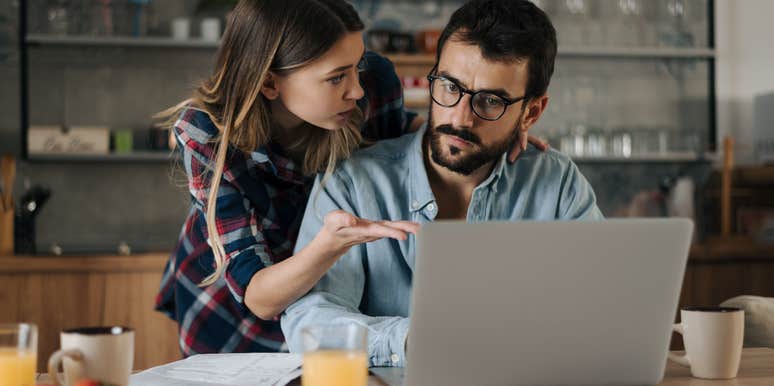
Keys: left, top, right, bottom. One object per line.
{"left": 434, "top": 124, "right": 482, "bottom": 145}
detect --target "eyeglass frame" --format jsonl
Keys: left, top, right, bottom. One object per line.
{"left": 426, "top": 68, "right": 529, "bottom": 121}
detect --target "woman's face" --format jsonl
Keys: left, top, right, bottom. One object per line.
{"left": 270, "top": 32, "right": 366, "bottom": 131}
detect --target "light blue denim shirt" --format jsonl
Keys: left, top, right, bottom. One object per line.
{"left": 281, "top": 126, "right": 603, "bottom": 367}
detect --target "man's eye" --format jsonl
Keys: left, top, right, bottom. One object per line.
{"left": 443, "top": 82, "right": 459, "bottom": 93}
{"left": 485, "top": 96, "right": 503, "bottom": 106}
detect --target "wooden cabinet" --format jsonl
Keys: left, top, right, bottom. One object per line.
{"left": 671, "top": 237, "right": 774, "bottom": 349}
{"left": 0, "top": 253, "right": 180, "bottom": 372}
{"left": 1, "top": 242, "right": 771, "bottom": 369}
{"left": 682, "top": 237, "right": 774, "bottom": 307}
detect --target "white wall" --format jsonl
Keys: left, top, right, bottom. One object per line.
{"left": 715, "top": 0, "right": 774, "bottom": 164}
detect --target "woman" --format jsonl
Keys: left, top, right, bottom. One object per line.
{"left": 156, "top": 0, "right": 541, "bottom": 355}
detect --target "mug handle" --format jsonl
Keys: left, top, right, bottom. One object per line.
{"left": 667, "top": 323, "right": 691, "bottom": 367}
{"left": 48, "top": 349, "right": 84, "bottom": 386}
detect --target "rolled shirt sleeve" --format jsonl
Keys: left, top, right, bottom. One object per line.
{"left": 175, "top": 116, "right": 272, "bottom": 309}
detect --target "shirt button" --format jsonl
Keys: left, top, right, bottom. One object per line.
{"left": 426, "top": 203, "right": 436, "bottom": 212}
{"left": 390, "top": 353, "right": 400, "bottom": 364}
{"left": 411, "top": 201, "right": 419, "bottom": 209}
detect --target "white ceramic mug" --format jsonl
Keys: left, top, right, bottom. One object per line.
{"left": 200, "top": 18, "right": 221, "bottom": 42}
{"left": 171, "top": 17, "right": 191, "bottom": 40}
{"left": 668, "top": 307, "right": 744, "bottom": 379}
{"left": 47, "top": 326, "right": 134, "bottom": 386}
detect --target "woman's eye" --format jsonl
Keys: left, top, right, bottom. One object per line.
{"left": 328, "top": 74, "right": 346, "bottom": 84}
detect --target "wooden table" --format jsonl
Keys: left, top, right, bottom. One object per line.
{"left": 37, "top": 348, "right": 774, "bottom": 385}
{"left": 659, "top": 348, "right": 774, "bottom": 386}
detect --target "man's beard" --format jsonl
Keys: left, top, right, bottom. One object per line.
{"left": 425, "top": 111, "right": 523, "bottom": 176}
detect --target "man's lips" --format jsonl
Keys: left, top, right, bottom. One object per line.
{"left": 445, "top": 133, "right": 474, "bottom": 148}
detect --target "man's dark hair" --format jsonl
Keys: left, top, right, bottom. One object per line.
{"left": 436, "top": 0, "right": 557, "bottom": 99}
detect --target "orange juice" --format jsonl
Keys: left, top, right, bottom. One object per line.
{"left": 0, "top": 348, "right": 36, "bottom": 386}
{"left": 302, "top": 350, "right": 368, "bottom": 386}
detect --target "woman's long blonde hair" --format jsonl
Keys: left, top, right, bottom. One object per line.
{"left": 159, "top": 0, "right": 366, "bottom": 286}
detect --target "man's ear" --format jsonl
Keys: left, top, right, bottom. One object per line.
{"left": 519, "top": 95, "right": 549, "bottom": 131}
{"left": 260, "top": 72, "right": 280, "bottom": 100}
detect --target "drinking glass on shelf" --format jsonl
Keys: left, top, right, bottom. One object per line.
{"left": 611, "top": 129, "right": 633, "bottom": 158}
{"left": 555, "top": 0, "right": 590, "bottom": 47}
{"left": 585, "top": 127, "right": 607, "bottom": 157}
{"left": 569, "top": 123, "right": 587, "bottom": 157}
{"left": 0, "top": 324, "right": 38, "bottom": 386}
{"left": 658, "top": 0, "right": 694, "bottom": 47}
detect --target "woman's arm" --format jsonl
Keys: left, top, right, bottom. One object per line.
{"left": 245, "top": 211, "right": 419, "bottom": 320}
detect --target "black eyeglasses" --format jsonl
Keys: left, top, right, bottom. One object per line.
{"left": 427, "top": 73, "right": 527, "bottom": 121}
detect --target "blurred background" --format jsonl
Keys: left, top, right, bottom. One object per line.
{"left": 0, "top": 0, "right": 772, "bottom": 372}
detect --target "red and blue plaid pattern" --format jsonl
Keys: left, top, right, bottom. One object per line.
{"left": 155, "top": 52, "right": 415, "bottom": 355}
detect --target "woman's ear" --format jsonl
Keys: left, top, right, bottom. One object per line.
{"left": 260, "top": 72, "right": 280, "bottom": 100}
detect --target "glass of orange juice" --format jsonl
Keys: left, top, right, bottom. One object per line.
{"left": 301, "top": 323, "right": 368, "bottom": 386}
{"left": 0, "top": 323, "right": 38, "bottom": 386}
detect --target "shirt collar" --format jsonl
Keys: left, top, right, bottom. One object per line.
{"left": 250, "top": 142, "right": 305, "bottom": 184}
{"left": 407, "top": 126, "right": 508, "bottom": 212}
{"left": 407, "top": 126, "right": 436, "bottom": 213}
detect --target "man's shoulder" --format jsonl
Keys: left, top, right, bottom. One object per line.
{"left": 506, "top": 145, "right": 578, "bottom": 177}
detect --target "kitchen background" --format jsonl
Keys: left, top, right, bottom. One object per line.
{"left": 0, "top": 0, "right": 771, "bottom": 255}
{"left": 1, "top": 0, "right": 773, "bottom": 372}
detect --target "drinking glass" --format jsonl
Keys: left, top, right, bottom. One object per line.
{"left": 0, "top": 323, "right": 38, "bottom": 386}
{"left": 301, "top": 323, "right": 368, "bottom": 386}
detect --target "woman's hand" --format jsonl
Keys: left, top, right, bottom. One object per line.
{"left": 245, "top": 211, "right": 418, "bottom": 320}
{"left": 508, "top": 134, "right": 549, "bottom": 163}
{"left": 318, "top": 210, "right": 420, "bottom": 255}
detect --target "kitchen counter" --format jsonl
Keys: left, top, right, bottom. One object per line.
{"left": 0, "top": 252, "right": 169, "bottom": 273}
{"left": 0, "top": 252, "right": 180, "bottom": 372}
{"left": 689, "top": 236, "right": 774, "bottom": 262}
{"left": 1, "top": 236, "right": 771, "bottom": 272}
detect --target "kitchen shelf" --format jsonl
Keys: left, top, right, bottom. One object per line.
{"left": 26, "top": 34, "right": 220, "bottom": 48}
{"left": 572, "top": 152, "right": 716, "bottom": 163}
{"left": 27, "top": 151, "right": 178, "bottom": 163}
{"left": 24, "top": 36, "right": 716, "bottom": 59}
{"left": 558, "top": 46, "right": 715, "bottom": 59}
{"left": 386, "top": 47, "right": 715, "bottom": 65}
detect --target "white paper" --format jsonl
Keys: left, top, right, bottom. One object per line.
{"left": 130, "top": 353, "right": 302, "bottom": 386}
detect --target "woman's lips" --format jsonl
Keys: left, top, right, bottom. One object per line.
{"left": 336, "top": 109, "right": 355, "bottom": 121}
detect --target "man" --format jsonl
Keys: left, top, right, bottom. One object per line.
{"left": 281, "top": 0, "right": 603, "bottom": 366}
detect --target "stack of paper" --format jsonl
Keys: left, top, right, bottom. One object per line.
{"left": 130, "top": 353, "right": 303, "bottom": 386}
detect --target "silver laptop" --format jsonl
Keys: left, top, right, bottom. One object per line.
{"left": 374, "top": 219, "right": 693, "bottom": 386}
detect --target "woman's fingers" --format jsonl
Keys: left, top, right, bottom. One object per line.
{"left": 341, "top": 220, "right": 414, "bottom": 241}
{"left": 528, "top": 135, "right": 549, "bottom": 151}
{"left": 356, "top": 221, "right": 410, "bottom": 240}
{"left": 324, "top": 210, "right": 358, "bottom": 231}
{"left": 324, "top": 211, "right": 420, "bottom": 243}
{"left": 509, "top": 133, "right": 550, "bottom": 163}
{"left": 377, "top": 220, "right": 420, "bottom": 234}
{"left": 507, "top": 139, "right": 523, "bottom": 163}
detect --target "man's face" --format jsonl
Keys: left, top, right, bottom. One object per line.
{"left": 427, "top": 38, "right": 531, "bottom": 175}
